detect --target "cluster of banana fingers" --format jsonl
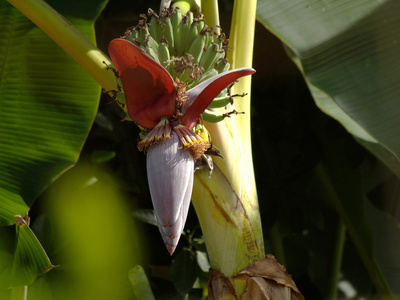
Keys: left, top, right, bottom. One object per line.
{"left": 114, "top": 7, "right": 245, "bottom": 126}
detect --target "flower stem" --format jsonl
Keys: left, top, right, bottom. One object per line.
{"left": 192, "top": 0, "right": 263, "bottom": 281}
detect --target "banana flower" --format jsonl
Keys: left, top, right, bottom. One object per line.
{"left": 108, "top": 38, "right": 255, "bottom": 254}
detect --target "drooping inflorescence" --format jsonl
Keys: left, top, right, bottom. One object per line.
{"left": 108, "top": 6, "right": 255, "bottom": 254}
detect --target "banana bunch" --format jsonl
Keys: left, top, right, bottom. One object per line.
{"left": 117, "top": 8, "right": 240, "bottom": 124}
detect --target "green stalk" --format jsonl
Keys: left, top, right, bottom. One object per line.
{"left": 6, "top": 0, "right": 117, "bottom": 92}
{"left": 191, "top": 0, "right": 264, "bottom": 295}
{"left": 327, "top": 219, "right": 346, "bottom": 300}
{"left": 314, "top": 165, "right": 345, "bottom": 299}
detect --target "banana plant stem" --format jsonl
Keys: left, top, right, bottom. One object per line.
{"left": 192, "top": 0, "right": 264, "bottom": 279}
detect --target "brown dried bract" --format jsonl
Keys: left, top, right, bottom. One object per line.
{"left": 208, "top": 255, "right": 304, "bottom": 300}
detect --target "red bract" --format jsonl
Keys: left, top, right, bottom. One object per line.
{"left": 108, "top": 38, "right": 255, "bottom": 254}
{"left": 109, "top": 39, "right": 255, "bottom": 131}
{"left": 108, "top": 39, "right": 176, "bottom": 129}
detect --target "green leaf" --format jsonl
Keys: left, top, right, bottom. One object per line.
{"left": 196, "top": 250, "right": 211, "bottom": 273}
{"left": 0, "top": 0, "right": 108, "bottom": 292}
{"left": 0, "top": 216, "right": 53, "bottom": 288}
{"left": 128, "top": 265, "right": 155, "bottom": 300}
{"left": 170, "top": 248, "right": 199, "bottom": 295}
{"left": 256, "top": 0, "right": 400, "bottom": 178}
{"left": 0, "top": 0, "right": 105, "bottom": 225}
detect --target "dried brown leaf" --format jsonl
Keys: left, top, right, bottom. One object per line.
{"left": 208, "top": 269, "right": 237, "bottom": 300}
{"left": 208, "top": 255, "right": 304, "bottom": 300}
{"left": 236, "top": 255, "right": 301, "bottom": 293}
{"left": 242, "top": 277, "right": 291, "bottom": 300}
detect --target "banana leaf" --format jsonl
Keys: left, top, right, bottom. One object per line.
{"left": 256, "top": 0, "right": 400, "bottom": 297}
{"left": 256, "top": 0, "right": 400, "bottom": 178}
{"left": 0, "top": 0, "right": 107, "bottom": 287}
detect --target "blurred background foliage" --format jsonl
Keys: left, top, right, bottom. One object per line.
{"left": 1, "top": 0, "right": 400, "bottom": 299}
